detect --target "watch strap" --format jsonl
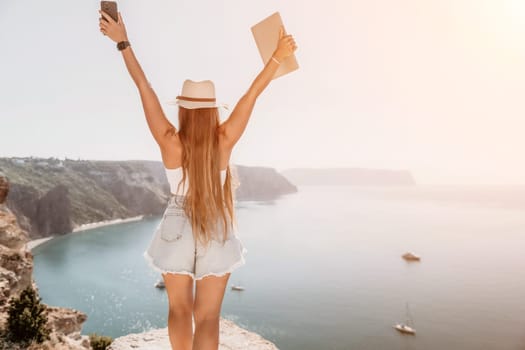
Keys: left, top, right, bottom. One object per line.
{"left": 117, "top": 40, "right": 130, "bottom": 51}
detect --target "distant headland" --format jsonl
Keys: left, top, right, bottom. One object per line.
{"left": 280, "top": 167, "right": 416, "bottom": 186}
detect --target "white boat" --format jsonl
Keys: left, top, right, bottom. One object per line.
{"left": 402, "top": 252, "right": 421, "bottom": 261}
{"left": 393, "top": 323, "right": 416, "bottom": 335}
{"left": 155, "top": 280, "right": 165, "bottom": 289}
{"left": 231, "top": 285, "right": 245, "bottom": 291}
{"left": 393, "top": 302, "right": 416, "bottom": 335}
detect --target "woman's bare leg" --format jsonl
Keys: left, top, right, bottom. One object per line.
{"left": 162, "top": 272, "right": 194, "bottom": 350}
{"left": 192, "top": 273, "right": 230, "bottom": 350}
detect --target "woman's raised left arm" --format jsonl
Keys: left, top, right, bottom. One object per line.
{"left": 219, "top": 26, "right": 297, "bottom": 149}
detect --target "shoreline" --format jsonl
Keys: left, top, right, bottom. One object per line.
{"left": 72, "top": 214, "right": 144, "bottom": 232}
{"left": 26, "top": 215, "right": 145, "bottom": 251}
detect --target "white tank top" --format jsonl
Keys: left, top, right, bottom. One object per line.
{"left": 165, "top": 166, "right": 227, "bottom": 196}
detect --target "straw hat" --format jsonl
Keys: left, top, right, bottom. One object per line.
{"left": 166, "top": 79, "right": 229, "bottom": 110}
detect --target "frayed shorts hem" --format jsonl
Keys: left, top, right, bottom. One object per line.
{"left": 143, "top": 250, "right": 195, "bottom": 278}
{"left": 143, "top": 246, "right": 247, "bottom": 281}
{"left": 193, "top": 245, "right": 248, "bottom": 280}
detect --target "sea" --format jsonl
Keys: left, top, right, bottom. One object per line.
{"left": 32, "top": 184, "right": 525, "bottom": 350}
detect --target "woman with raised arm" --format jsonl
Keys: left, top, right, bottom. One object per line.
{"left": 99, "top": 9, "right": 297, "bottom": 350}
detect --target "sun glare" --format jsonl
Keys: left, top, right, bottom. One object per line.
{"left": 485, "top": 0, "right": 525, "bottom": 49}
{"left": 503, "top": 0, "right": 525, "bottom": 32}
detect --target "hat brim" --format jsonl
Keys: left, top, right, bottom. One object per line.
{"left": 166, "top": 98, "right": 229, "bottom": 110}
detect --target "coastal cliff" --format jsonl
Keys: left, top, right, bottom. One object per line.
{"left": 234, "top": 165, "right": 297, "bottom": 201}
{"left": 0, "top": 157, "right": 297, "bottom": 240}
{"left": 0, "top": 174, "right": 91, "bottom": 349}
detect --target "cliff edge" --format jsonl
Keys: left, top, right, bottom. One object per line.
{"left": 108, "top": 318, "right": 278, "bottom": 350}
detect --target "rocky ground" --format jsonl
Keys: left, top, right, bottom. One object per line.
{"left": 108, "top": 318, "right": 278, "bottom": 350}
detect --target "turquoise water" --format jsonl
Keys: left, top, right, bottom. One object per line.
{"left": 32, "top": 185, "right": 525, "bottom": 349}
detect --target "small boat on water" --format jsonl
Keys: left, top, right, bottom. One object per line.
{"left": 231, "top": 285, "right": 245, "bottom": 291}
{"left": 402, "top": 252, "right": 421, "bottom": 261}
{"left": 393, "top": 323, "right": 416, "bottom": 335}
{"left": 393, "top": 302, "right": 416, "bottom": 335}
{"left": 155, "top": 280, "right": 165, "bottom": 289}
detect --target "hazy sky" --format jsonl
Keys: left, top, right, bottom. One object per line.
{"left": 1, "top": 0, "right": 524, "bottom": 184}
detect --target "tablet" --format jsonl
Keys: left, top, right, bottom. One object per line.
{"left": 250, "top": 11, "right": 299, "bottom": 79}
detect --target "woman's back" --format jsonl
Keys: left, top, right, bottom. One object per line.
{"left": 165, "top": 165, "right": 228, "bottom": 196}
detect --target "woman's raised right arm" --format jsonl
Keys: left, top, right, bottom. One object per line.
{"left": 99, "top": 10, "right": 175, "bottom": 149}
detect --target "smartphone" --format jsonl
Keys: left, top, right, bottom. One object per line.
{"left": 100, "top": 1, "right": 118, "bottom": 22}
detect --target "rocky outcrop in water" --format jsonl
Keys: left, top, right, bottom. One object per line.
{"left": 0, "top": 173, "right": 91, "bottom": 349}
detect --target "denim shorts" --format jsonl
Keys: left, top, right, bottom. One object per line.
{"left": 143, "top": 195, "right": 247, "bottom": 280}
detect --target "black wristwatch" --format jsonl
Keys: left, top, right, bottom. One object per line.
{"left": 117, "top": 40, "right": 130, "bottom": 51}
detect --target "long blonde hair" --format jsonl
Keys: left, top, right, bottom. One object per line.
{"left": 173, "top": 106, "right": 239, "bottom": 247}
